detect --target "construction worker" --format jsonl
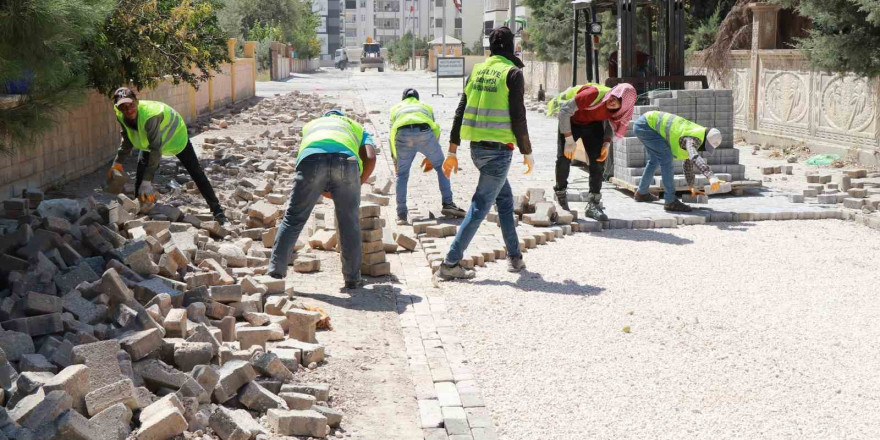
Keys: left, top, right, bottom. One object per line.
{"left": 108, "top": 87, "right": 227, "bottom": 223}
{"left": 632, "top": 110, "right": 724, "bottom": 212}
{"left": 390, "top": 88, "right": 466, "bottom": 224}
{"left": 436, "top": 26, "right": 533, "bottom": 281}
{"left": 549, "top": 82, "right": 637, "bottom": 219}
{"left": 268, "top": 110, "right": 376, "bottom": 289}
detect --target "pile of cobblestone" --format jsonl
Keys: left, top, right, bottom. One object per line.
{"left": 0, "top": 92, "right": 381, "bottom": 440}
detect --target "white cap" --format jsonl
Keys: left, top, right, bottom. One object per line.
{"left": 705, "top": 128, "right": 722, "bottom": 155}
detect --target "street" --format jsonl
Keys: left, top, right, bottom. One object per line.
{"left": 257, "top": 68, "right": 880, "bottom": 440}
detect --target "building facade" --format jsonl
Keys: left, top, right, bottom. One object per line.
{"left": 482, "top": 0, "right": 528, "bottom": 50}
{"left": 314, "top": 0, "right": 344, "bottom": 62}
{"left": 342, "top": 0, "right": 484, "bottom": 49}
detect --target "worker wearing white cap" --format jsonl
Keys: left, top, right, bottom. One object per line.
{"left": 632, "top": 111, "right": 724, "bottom": 212}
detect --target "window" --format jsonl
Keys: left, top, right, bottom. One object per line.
{"left": 435, "top": 18, "right": 442, "bottom": 28}
{"left": 454, "top": 17, "right": 461, "bottom": 29}
{"left": 435, "top": 0, "right": 443, "bottom": 6}
{"left": 483, "top": 20, "right": 493, "bottom": 36}
{"left": 346, "top": 0, "right": 356, "bottom": 8}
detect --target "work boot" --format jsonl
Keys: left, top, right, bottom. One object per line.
{"left": 396, "top": 213, "right": 408, "bottom": 225}
{"left": 213, "top": 211, "right": 229, "bottom": 225}
{"left": 664, "top": 199, "right": 693, "bottom": 212}
{"left": 507, "top": 256, "right": 526, "bottom": 273}
{"left": 585, "top": 193, "right": 608, "bottom": 221}
{"left": 436, "top": 262, "right": 476, "bottom": 280}
{"left": 344, "top": 278, "right": 365, "bottom": 290}
{"left": 634, "top": 192, "right": 658, "bottom": 203}
{"left": 554, "top": 190, "right": 570, "bottom": 211}
{"left": 441, "top": 202, "right": 466, "bottom": 218}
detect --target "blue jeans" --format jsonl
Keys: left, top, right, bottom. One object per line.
{"left": 635, "top": 115, "right": 677, "bottom": 204}
{"left": 445, "top": 146, "right": 522, "bottom": 264}
{"left": 395, "top": 126, "right": 453, "bottom": 217}
{"left": 268, "top": 153, "right": 362, "bottom": 281}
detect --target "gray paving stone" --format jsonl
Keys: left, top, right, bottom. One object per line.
{"left": 442, "top": 406, "right": 469, "bottom": 436}
{"left": 419, "top": 399, "right": 443, "bottom": 428}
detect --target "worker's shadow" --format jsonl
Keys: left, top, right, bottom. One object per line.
{"left": 468, "top": 270, "right": 605, "bottom": 297}
{"left": 597, "top": 228, "right": 694, "bottom": 245}
{"left": 295, "top": 282, "right": 420, "bottom": 313}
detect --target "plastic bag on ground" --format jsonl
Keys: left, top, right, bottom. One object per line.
{"left": 36, "top": 199, "right": 86, "bottom": 221}
{"left": 805, "top": 154, "right": 840, "bottom": 166}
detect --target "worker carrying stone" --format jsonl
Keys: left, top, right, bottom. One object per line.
{"left": 632, "top": 110, "right": 725, "bottom": 212}
{"left": 549, "top": 82, "right": 637, "bottom": 220}
{"left": 108, "top": 87, "right": 228, "bottom": 223}
{"left": 436, "top": 26, "right": 533, "bottom": 281}
{"left": 267, "top": 109, "right": 376, "bottom": 289}
{"left": 389, "top": 88, "right": 466, "bottom": 225}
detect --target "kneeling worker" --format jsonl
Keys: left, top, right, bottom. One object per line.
{"left": 632, "top": 111, "right": 724, "bottom": 212}
{"left": 108, "top": 87, "right": 227, "bottom": 223}
{"left": 390, "top": 88, "right": 466, "bottom": 224}
{"left": 268, "top": 110, "right": 376, "bottom": 289}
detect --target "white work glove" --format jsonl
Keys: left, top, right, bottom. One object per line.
{"left": 708, "top": 175, "right": 724, "bottom": 193}
{"left": 523, "top": 154, "right": 534, "bottom": 174}
{"left": 139, "top": 181, "right": 157, "bottom": 203}
{"left": 563, "top": 136, "right": 576, "bottom": 160}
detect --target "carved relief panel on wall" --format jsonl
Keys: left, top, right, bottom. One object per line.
{"left": 759, "top": 70, "right": 809, "bottom": 135}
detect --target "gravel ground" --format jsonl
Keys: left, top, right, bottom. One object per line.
{"left": 441, "top": 220, "right": 880, "bottom": 440}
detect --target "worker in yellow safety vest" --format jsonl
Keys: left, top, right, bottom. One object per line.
{"left": 107, "top": 87, "right": 227, "bottom": 223}
{"left": 632, "top": 110, "right": 725, "bottom": 212}
{"left": 267, "top": 110, "right": 377, "bottom": 289}
{"left": 435, "top": 26, "right": 533, "bottom": 281}
{"left": 389, "top": 88, "right": 466, "bottom": 224}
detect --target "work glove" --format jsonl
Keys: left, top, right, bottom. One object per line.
{"left": 322, "top": 192, "right": 332, "bottom": 199}
{"left": 563, "top": 136, "right": 576, "bottom": 160}
{"left": 596, "top": 141, "right": 610, "bottom": 163}
{"left": 690, "top": 187, "right": 706, "bottom": 197}
{"left": 708, "top": 175, "right": 725, "bottom": 192}
{"left": 523, "top": 154, "right": 534, "bottom": 174}
{"left": 138, "top": 181, "right": 157, "bottom": 204}
{"left": 442, "top": 153, "right": 458, "bottom": 178}
{"left": 107, "top": 163, "right": 123, "bottom": 179}
{"left": 420, "top": 158, "right": 434, "bottom": 173}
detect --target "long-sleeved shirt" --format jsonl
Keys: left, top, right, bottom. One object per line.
{"left": 557, "top": 87, "right": 614, "bottom": 142}
{"left": 682, "top": 136, "right": 714, "bottom": 187}
{"left": 115, "top": 114, "right": 165, "bottom": 182}
{"left": 449, "top": 67, "right": 532, "bottom": 154}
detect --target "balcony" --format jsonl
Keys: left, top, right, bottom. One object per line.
{"left": 484, "top": 0, "right": 508, "bottom": 12}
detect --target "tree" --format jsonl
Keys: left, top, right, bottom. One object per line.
{"left": 776, "top": 0, "right": 880, "bottom": 78}
{"left": 388, "top": 33, "right": 429, "bottom": 66}
{"left": 85, "top": 0, "right": 231, "bottom": 95}
{"left": 701, "top": 0, "right": 756, "bottom": 80}
{"left": 0, "top": 0, "right": 113, "bottom": 153}
{"left": 218, "top": 0, "right": 321, "bottom": 59}
{"left": 522, "top": 0, "right": 576, "bottom": 62}
{"left": 686, "top": 4, "right": 724, "bottom": 57}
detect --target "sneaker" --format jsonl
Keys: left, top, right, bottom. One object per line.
{"left": 344, "top": 278, "right": 365, "bottom": 289}
{"left": 268, "top": 271, "right": 284, "bottom": 280}
{"left": 507, "top": 256, "right": 526, "bottom": 272}
{"left": 396, "top": 213, "right": 408, "bottom": 225}
{"left": 436, "top": 262, "right": 475, "bottom": 280}
{"left": 213, "top": 211, "right": 229, "bottom": 225}
{"left": 664, "top": 199, "right": 693, "bottom": 212}
{"left": 634, "top": 192, "right": 658, "bottom": 203}
{"left": 441, "top": 202, "right": 466, "bottom": 218}
{"left": 554, "top": 190, "right": 570, "bottom": 211}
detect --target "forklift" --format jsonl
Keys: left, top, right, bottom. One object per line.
{"left": 570, "top": 0, "right": 708, "bottom": 96}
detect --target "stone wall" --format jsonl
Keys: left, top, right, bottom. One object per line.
{"left": 0, "top": 39, "right": 259, "bottom": 200}
{"left": 688, "top": 50, "right": 880, "bottom": 166}
{"left": 520, "top": 53, "right": 610, "bottom": 99}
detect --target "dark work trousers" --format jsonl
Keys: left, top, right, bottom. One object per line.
{"left": 554, "top": 121, "right": 606, "bottom": 194}
{"left": 135, "top": 141, "right": 223, "bottom": 215}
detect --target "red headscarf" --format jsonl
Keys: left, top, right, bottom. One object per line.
{"left": 586, "top": 83, "right": 637, "bottom": 138}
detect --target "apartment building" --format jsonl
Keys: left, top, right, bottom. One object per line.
{"left": 314, "top": 0, "right": 343, "bottom": 62}
{"left": 342, "top": 0, "right": 481, "bottom": 49}
{"left": 482, "top": 0, "right": 528, "bottom": 49}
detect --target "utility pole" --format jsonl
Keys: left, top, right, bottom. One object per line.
{"left": 411, "top": 5, "right": 416, "bottom": 70}
{"left": 509, "top": 0, "right": 516, "bottom": 31}
{"left": 441, "top": 0, "right": 447, "bottom": 59}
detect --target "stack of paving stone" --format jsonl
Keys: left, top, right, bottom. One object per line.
{"left": 612, "top": 89, "right": 746, "bottom": 189}
{"left": 0, "top": 91, "right": 366, "bottom": 439}
{"left": 359, "top": 203, "right": 391, "bottom": 277}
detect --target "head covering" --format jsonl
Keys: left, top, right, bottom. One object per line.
{"left": 586, "top": 83, "right": 637, "bottom": 138}
{"left": 324, "top": 109, "right": 345, "bottom": 117}
{"left": 402, "top": 88, "right": 419, "bottom": 100}
{"left": 705, "top": 128, "right": 722, "bottom": 155}
{"left": 488, "top": 26, "right": 524, "bottom": 68}
{"left": 113, "top": 87, "right": 137, "bottom": 107}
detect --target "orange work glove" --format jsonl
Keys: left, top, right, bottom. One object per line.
{"left": 107, "top": 163, "right": 123, "bottom": 179}
{"left": 442, "top": 153, "right": 458, "bottom": 178}
{"left": 596, "top": 141, "right": 610, "bottom": 162}
{"left": 420, "top": 158, "right": 434, "bottom": 173}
